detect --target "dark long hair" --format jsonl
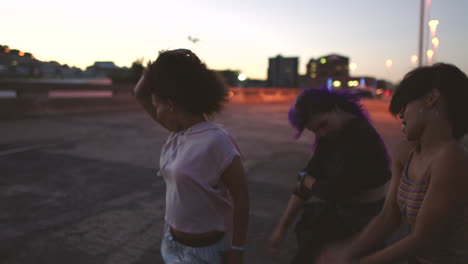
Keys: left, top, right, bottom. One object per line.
{"left": 289, "top": 88, "right": 369, "bottom": 138}
{"left": 390, "top": 63, "right": 468, "bottom": 139}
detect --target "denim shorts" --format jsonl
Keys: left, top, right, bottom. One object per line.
{"left": 160, "top": 224, "right": 226, "bottom": 264}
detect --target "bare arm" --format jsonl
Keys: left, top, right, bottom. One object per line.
{"left": 222, "top": 156, "right": 250, "bottom": 262}
{"left": 134, "top": 76, "right": 156, "bottom": 119}
{"left": 133, "top": 75, "right": 171, "bottom": 130}
{"left": 277, "top": 174, "right": 316, "bottom": 231}
{"left": 266, "top": 174, "right": 316, "bottom": 255}
{"left": 357, "top": 142, "right": 468, "bottom": 264}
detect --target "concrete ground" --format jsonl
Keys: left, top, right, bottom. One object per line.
{"left": 0, "top": 100, "right": 403, "bottom": 264}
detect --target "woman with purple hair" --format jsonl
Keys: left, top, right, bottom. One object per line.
{"left": 266, "top": 88, "right": 391, "bottom": 263}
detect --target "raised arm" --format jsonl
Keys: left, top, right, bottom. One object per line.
{"left": 134, "top": 75, "right": 155, "bottom": 118}
{"left": 133, "top": 75, "right": 171, "bottom": 130}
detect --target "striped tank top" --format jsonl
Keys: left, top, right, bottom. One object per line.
{"left": 397, "top": 153, "right": 468, "bottom": 264}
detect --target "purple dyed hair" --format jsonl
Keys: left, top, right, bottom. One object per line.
{"left": 288, "top": 88, "right": 370, "bottom": 138}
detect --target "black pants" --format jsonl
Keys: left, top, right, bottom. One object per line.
{"left": 292, "top": 199, "right": 385, "bottom": 264}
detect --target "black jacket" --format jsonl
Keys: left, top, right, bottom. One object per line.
{"left": 303, "top": 118, "right": 391, "bottom": 201}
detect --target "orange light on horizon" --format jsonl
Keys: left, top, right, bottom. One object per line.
{"left": 427, "top": 49, "right": 434, "bottom": 64}
{"left": 347, "top": 80, "right": 359, "bottom": 87}
{"left": 385, "top": 59, "right": 393, "bottom": 69}
{"left": 410, "top": 55, "right": 418, "bottom": 64}
{"left": 19, "top": 51, "right": 25, "bottom": 56}
{"left": 432, "top": 37, "right": 440, "bottom": 49}
{"left": 238, "top": 74, "right": 247, "bottom": 81}
{"left": 349, "top": 62, "right": 357, "bottom": 71}
{"left": 332, "top": 80, "right": 341, "bottom": 88}
{"left": 428, "top": 19, "right": 439, "bottom": 38}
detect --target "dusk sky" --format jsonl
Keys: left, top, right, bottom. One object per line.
{"left": 2, "top": 0, "right": 467, "bottom": 82}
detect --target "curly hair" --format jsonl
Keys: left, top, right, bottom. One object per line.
{"left": 390, "top": 63, "right": 468, "bottom": 139}
{"left": 289, "top": 88, "right": 369, "bottom": 138}
{"left": 144, "top": 49, "right": 228, "bottom": 115}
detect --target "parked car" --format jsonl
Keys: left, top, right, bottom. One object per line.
{"left": 349, "top": 88, "right": 374, "bottom": 99}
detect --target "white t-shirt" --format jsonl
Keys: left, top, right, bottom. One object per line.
{"left": 159, "top": 121, "right": 241, "bottom": 234}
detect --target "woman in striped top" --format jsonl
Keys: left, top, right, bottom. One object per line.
{"left": 317, "top": 63, "right": 468, "bottom": 264}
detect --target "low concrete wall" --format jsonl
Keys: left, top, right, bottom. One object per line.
{"left": 0, "top": 81, "right": 136, "bottom": 119}
{"left": 0, "top": 94, "right": 139, "bottom": 120}
{"left": 229, "top": 87, "right": 300, "bottom": 103}
{"left": 0, "top": 82, "right": 301, "bottom": 119}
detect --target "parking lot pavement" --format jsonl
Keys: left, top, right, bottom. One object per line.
{"left": 0, "top": 101, "right": 402, "bottom": 263}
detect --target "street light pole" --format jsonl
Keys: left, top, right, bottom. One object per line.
{"left": 418, "top": 0, "right": 425, "bottom": 67}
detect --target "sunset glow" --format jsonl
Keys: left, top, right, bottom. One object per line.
{"left": 2, "top": 0, "right": 467, "bottom": 82}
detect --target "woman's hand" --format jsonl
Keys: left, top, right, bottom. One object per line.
{"left": 265, "top": 225, "right": 286, "bottom": 256}
{"left": 266, "top": 194, "right": 306, "bottom": 256}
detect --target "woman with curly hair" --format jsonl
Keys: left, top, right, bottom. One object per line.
{"left": 134, "top": 49, "right": 249, "bottom": 264}
{"left": 267, "top": 88, "right": 391, "bottom": 263}
{"left": 317, "top": 63, "right": 468, "bottom": 264}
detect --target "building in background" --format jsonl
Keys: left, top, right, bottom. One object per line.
{"left": 0, "top": 44, "right": 133, "bottom": 80}
{"left": 216, "top": 69, "right": 241, "bottom": 87}
{"left": 86, "top": 62, "right": 120, "bottom": 78}
{"left": 244, "top": 79, "right": 267, "bottom": 88}
{"left": 216, "top": 69, "right": 267, "bottom": 88}
{"left": 0, "top": 44, "right": 87, "bottom": 79}
{"left": 303, "top": 53, "right": 349, "bottom": 89}
{"left": 267, "top": 55, "right": 299, "bottom": 88}
{"left": 1, "top": 43, "right": 393, "bottom": 96}
{"left": 299, "top": 53, "right": 394, "bottom": 98}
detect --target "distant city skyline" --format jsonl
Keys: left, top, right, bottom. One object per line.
{"left": 2, "top": 0, "right": 467, "bottom": 82}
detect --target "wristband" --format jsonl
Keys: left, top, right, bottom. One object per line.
{"left": 231, "top": 245, "right": 245, "bottom": 251}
